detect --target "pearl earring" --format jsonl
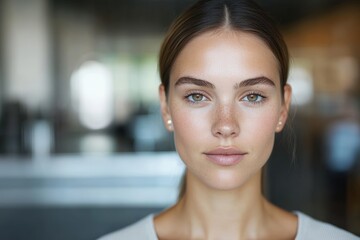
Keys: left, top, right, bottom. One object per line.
{"left": 167, "top": 119, "right": 173, "bottom": 130}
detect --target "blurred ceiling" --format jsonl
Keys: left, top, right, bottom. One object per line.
{"left": 52, "top": 0, "right": 358, "bottom": 33}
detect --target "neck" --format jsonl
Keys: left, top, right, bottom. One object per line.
{"left": 175, "top": 171, "right": 270, "bottom": 239}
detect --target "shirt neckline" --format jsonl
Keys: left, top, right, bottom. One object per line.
{"left": 148, "top": 212, "right": 303, "bottom": 239}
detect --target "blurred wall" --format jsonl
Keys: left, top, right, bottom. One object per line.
{"left": 1, "top": 0, "right": 52, "bottom": 112}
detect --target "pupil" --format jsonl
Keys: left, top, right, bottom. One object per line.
{"left": 249, "top": 95, "right": 257, "bottom": 101}
{"left": 194, "top": 94, "right": 201, "bottom": 101}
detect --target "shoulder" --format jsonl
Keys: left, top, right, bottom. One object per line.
{"left": 97, "top": 214, "right": 158, "bottom": 240}
{"left": 295, "top": 211, "right": 360, "bottom": 240}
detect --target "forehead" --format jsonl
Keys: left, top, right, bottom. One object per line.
{"left": 170, "top": 30, "right": 280, "bottom": 87}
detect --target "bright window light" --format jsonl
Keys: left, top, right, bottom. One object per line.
{"left": 71, "top": 61, "right": 113, "bottom": 130}
{"left": 288, "top": 66, "right": 314, "bottom": 106}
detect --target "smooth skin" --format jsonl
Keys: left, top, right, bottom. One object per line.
{"left": 156, "top": 29, "right": 296, "bottom": 240}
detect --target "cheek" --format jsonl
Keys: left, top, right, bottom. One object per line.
{"left": 170, "top": 105, "right": 210, "bottom": 145}
{"left": 168, "top": 102, "right": 214, "bottom": 170}
{"left": 245, "top": 108, "right": 278, "bottom": 134}
{"left": 242, "top": 107, "right": 279, "bottom": 154}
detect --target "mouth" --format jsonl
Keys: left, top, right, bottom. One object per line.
{"left": 203, "top": 147, "right": 247, "bottom": 166}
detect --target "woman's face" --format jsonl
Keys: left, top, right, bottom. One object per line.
{"left": 160, "top": 30, "right": 291, "bottom": 190}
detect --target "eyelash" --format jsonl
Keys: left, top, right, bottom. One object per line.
{"left": 242, "top": 92, "right": 267, "bottom": 105}
{"left": 184, "top": 91, "right": 209, "bottom": 104}
{"left": 184, "top": 91, "right": 267, "bottom": 105}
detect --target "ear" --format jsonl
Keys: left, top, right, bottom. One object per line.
{"left": 276, "top": 84, "right": 292, "bottom": 132}
{"left": 159, "top": 84, "right": 173, "bottom": 131}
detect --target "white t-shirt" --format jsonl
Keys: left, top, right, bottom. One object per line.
{"left": 98, "top": 211, "right": 359, "bottom": 240}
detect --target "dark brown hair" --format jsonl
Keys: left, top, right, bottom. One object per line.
{"left": 159, "top": 0, "right": 289, "bottom": 96}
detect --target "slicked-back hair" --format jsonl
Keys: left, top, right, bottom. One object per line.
{"left": 159, "top": 0, "right": 289, "bottom": 97}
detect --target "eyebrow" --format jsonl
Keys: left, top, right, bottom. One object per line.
{"left": 174, "top": 76, "right": 275, "bottom": 89}
{"left": 234, "top": 77, "right": 275, "bottom": 89}
{"left": 175, "top": 77, "right": 215, "bottom": 88}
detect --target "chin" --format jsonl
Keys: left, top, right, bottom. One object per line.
{"left": 202, "top": 169, "right": 256, "bottom": 191}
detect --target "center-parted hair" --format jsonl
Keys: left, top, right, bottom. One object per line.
{"left": 159, "top": 0, "right": 289, "bottom": 96}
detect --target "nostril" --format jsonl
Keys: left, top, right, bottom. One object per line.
{"left": 213, "top": 124, "right": 239, "bottom": 138}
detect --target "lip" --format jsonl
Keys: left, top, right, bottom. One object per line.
{"left": 203, "top": 147, "right": 247, "bottom": 166}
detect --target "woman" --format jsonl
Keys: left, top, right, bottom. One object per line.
{"left": 99, "top": 0, "right": 359, "bottom": 239}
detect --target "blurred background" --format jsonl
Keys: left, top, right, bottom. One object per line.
{"left": 0, "top": 0, "right": 359, "bottom": 239}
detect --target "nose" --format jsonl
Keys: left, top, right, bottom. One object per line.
{"left": 211, "top": 104, "right": 240, "bottom": 138}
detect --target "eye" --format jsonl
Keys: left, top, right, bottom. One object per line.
{"left": 186, "top": 93, "right": 208, "bottom": 103}
{"left": 242, "top": 93, "right": 266, "bottom": 103}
